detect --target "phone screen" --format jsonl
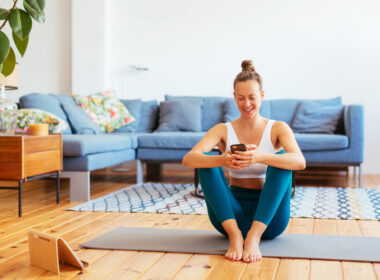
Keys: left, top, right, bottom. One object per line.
{"left": 230, "top": 144, "right": 246, "bottom": 154}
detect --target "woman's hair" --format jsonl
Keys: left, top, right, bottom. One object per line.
{"left": 233, "top": 60, "right": 263, "bottom": 90}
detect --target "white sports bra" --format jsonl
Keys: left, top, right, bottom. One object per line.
{"left": 225, "top": 120, "right": 277, "bottom": 178}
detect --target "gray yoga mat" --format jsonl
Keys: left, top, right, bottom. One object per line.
{"left": 81, "top": 227, "right": 380, "bottom": 262}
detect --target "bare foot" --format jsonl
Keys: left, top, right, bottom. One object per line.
{"left": 225, "top": 233, "right": 244, "bottom": 261}
{"left": 242, "top": 231, "right": 262, "bottom": 263}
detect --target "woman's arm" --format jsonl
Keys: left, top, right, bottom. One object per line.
{"left": 182, "top": 124, "right": 240, "bottom": 169}
{"left": 233, "top": 121, "right": 306, "bottom": 170}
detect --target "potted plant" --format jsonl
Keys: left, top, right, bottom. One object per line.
{"left": 0, "top": 0, "right": 45, "bottom": 135}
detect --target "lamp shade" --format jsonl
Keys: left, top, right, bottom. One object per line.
{"left": 0, "top": 64, "right": 18, "bottom": 90}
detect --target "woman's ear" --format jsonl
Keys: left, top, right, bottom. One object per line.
{"left": 261, "top": 90, "right": 265, "bottom": 99}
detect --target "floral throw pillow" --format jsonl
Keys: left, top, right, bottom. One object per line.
{"left": 17, "top": 108, "right": 69, "bottom": 133}
{"left": 70, "top": 91, "right": 135, "bottom": 133}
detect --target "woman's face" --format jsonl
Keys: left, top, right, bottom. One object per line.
{"left": 234, "top": 80, "right": 264, "bottom": 119}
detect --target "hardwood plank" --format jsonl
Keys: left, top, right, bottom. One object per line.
{"left": 0, "top": 211, "right": 84, "bottom": 250}
{"left": 336, "top": 220, "right": 362, "bottom": 237}
{"left": 75, "top": 251, "right": 138, "bottom": 280}
{"left": 241, "top": 258, "right": 279, "bottom": 280}
{"left": 0, "top": 201, "right": 73, "bottom": 241}
{"left": 342, "top": 262, "right": 376, "bottom": 280}
{"left": 138, "top": 253, "right": 192, "bottom": 280}
{"left": 275, "top": 259, "right": 309, "bottom": 280}
{"left": 312, "top": 219, "right": 337, "bottom": 235}
{"left": 104, "top": 252, "right": 164, "bottom": 280}
{"left": 289, "top": 218, "right": 314, "bottom": 234}
{"left": 358, "top": 220, "right": 380, "bottom": 237}
{"left": 310, "top": 260, "right": 343, "bottom": 280}
{"left": 205, "top": 257, "right": 246, "bottom": 279}
{"left": 173, "top": 254, "right": 220, "bottom": 280}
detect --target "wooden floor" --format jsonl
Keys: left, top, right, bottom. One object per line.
{"left": 0, "top": 166, "right": 379, "bottom": 279}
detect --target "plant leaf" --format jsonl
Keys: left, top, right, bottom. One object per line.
{"left": 0, "top": 31, "right": 10, "bottom": 64}
{"left": 0, "top": 63, "right": 3, "bottom": 73}
{"left": 9, "top": 9, "right": 33, "bottom": 40}
{"left": 1, "top": 47, "right": 16, "bottom": 77}
{"left": 13, "top": 32, "right": 29, "bottom": 57}
{"left": 23, "top": 0, "right": 45, "bottom": 23}
{"left": 0, "top": 8, "right": 10, "bottom": 20}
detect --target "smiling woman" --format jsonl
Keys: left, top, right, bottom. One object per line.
{"left": 182, "top": 59, "right": 306, "bottom": 263}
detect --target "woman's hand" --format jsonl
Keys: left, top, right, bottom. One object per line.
{"left": 223, "top": 150, "right": 246, "bottom": 170}
{"left": 231, "top": 144, "right": 260, "bottom": 168}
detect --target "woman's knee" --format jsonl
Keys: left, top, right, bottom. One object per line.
{"left": 198, "top": 166, "right": 224, "bottom": 180}
{"left": 266, "top": 165, "right": 292, "bottom": 182}
{"left": 262, "top": 218, "right": 290, "bottom": 239}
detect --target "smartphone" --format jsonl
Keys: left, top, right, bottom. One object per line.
{"left": 230, "top": 144, "right": 246, "bottom": 154}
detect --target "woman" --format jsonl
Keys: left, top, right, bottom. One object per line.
{"left": 182, "top": 60, "right": 306, "bottom": 263}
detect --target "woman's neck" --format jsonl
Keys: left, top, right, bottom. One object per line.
{"left": 236, "top": 114, "right": 265, "bottom": 129}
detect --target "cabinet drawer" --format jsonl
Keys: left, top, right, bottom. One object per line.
{"left": 24, "top": 150, "right": 62, "bottom": 177}
{"left": 24, "top": 135, "right": 61, "bottom": 154}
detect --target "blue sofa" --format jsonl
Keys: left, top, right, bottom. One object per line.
{"left": 19, "top": 94, "right": 364, "bottom": 201}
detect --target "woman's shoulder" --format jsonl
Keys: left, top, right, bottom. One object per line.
{"left": 271, "top": 120, "right": 292, "bottom": 135}
{"left": 211, "top": 123, "right": 228, "bottom": 132}
{"left": 206, "top": 123, "right": 228, "bottom": 138}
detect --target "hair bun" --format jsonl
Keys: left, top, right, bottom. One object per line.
{"left": 241, "top": 60, "right": 255, "bottom": 72}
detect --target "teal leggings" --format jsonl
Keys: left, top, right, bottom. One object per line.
{"left": 198, "top": 151, "right": 292, "bottom": 239}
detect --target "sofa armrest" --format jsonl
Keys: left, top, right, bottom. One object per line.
{"left": 344, "top": 104, "right": 364, "bottom": 163}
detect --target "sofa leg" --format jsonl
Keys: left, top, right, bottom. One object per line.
{"left": 61, "top": 171, "right": 90, "bottom": 202}
{"left": 137, "top": 160, "right": 144, "bottom": 184}
{"left": 359, "top": 164, "right": 362, "bottom": 188}
{"left": 146, "top": 163, "right": 163, "bottom": 181}
{"left": 353, "top": 166, "right": 357, "bottom": 180}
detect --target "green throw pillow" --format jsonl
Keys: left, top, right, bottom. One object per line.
{"left": 71, "top": 91, "right": 136, "bottom": 133}
{"left": 16, "top": 108, "right": 69, "bottom": 133}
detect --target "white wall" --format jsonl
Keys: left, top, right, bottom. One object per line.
{"left": 101, "top": 0, "right": 380, "bottom": 174}
{"left": 0, "top": 0, "right": 71, "bottom": 101}
{"left": 72, "top": 0, "right": 106, "bottom": 94}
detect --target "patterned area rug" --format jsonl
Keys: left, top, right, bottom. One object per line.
{"left": 67, "top": 183, "right": 380, "bottom": 220}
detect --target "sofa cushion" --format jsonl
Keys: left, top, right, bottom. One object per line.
{"left": 61, "top": 102, "right": 100, "bottom": 135}
{"left": 165, "top": 95, "right": 227, "bottom": 131}
{"left": 62, "top": 134, "right": 135, "bottom": 156}
{"left": 63, "top": 149, "right": 136, "bottom": 171}
{"left": 271, "top": 97, "right": 342, "bottom": 124}
{"left": 115, "top": 99, "right": 143, "bottom": 133}
{"left": 224, "top": 98, "right": 272, "bottom": 122}
{"left": 292, "top": 102, "right": 344, "bottom": 134}
{"left": 157, "top": 99, "right": 203, "bottom": 132}
{"left": 51, "top": 93, "right": 76, "bottom": 105}
{"left": 137, "top": 100, "right": 159, "bottom": 132}
{"left": 294, "top": 133, "right": 348, "bottom": 151}
{"left": 19, "top": 93, "right": 72, "bottom": 134}
{"left": 138, "top": 132, "right": 206, "bottom": 149}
